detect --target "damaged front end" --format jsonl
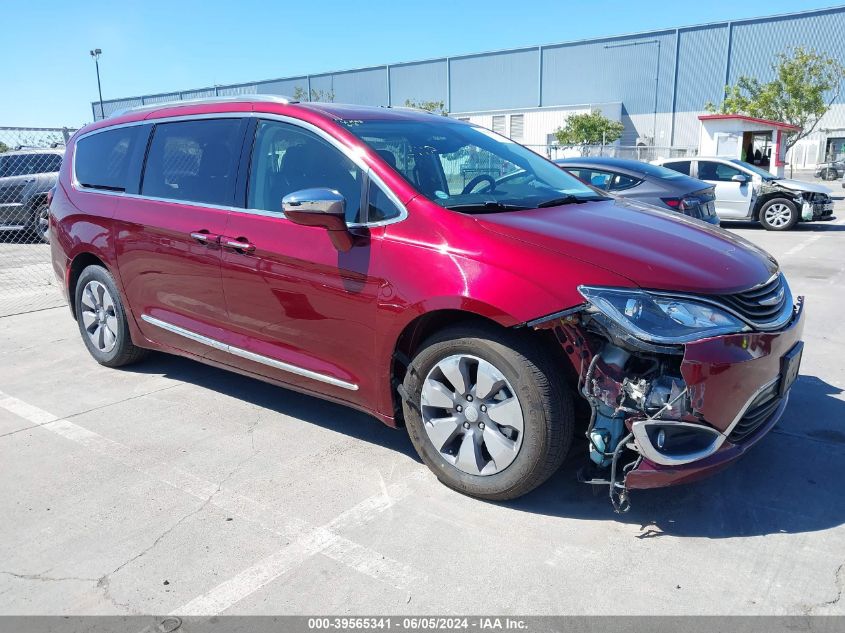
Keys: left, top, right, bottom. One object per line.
{"left": 529, "top": 275, "right": 805, "bottom": 512}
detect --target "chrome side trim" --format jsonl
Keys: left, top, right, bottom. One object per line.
{"left": 140, "top": 314, "right": 359, "bottom": 391}
{"left": 631, "top": 375, "right": 782, "bottom": 466}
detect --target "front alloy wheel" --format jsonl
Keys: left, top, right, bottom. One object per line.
{"left": 421, "top": 354, "right": 524, "bottom": 475}
{"left": 759, "top": 198, "right": 798, "bottom": 231}
{"left": 402, "top": 323, "right": 574, "bottom": 501}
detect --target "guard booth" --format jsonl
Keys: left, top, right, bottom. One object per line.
{"left": 697, "top": 114, "right": 801, "bottom": 178}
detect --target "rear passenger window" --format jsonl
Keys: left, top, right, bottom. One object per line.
{"left": 142, "top": 119, "right": 243, "bottom": 206}
{"left": 75, "top": 127, "right": 141, "bottom": 191}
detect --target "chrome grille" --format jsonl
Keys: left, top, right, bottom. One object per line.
{"left": 729, "top": 382, "right": 782, "bottom": 444}
{"left": 717, "top": 274, "right": 789, "bottom": 326}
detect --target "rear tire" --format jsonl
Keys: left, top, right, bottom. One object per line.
{"left": 821, "top": 168, "right": 837, "bottom": 181}
{"left": 759, "top": 198, "right": 799, "bottom": 231}
{"left": 74, "top": 265, "right": 148, "bottom": 367}
{"left": 402, "top": 323, "right": 574, "bottom": 500}
{"left": 29, "top": 205, "right": 50, "bottom": 244}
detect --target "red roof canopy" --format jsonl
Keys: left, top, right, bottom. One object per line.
{"left": 697, "top": 114, "right": 801, "bottom": 132}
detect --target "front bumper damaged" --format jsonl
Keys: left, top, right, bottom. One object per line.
{"left": 537, "top": 296, "right": 805, "bottom": 510}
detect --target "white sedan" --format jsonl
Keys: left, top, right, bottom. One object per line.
{"left": 654, "top": 156, "right": 834, "bottom": 230}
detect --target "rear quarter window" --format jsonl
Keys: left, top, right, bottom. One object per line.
{"left": 75, "top": 127, "right": 142, "bottom": 191}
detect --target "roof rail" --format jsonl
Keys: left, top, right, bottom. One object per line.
{"left": 108, "top": 94, "right": 296, "bottom": 119}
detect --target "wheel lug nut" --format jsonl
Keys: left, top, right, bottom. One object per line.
{"left": 463, "top": 422, "right": 470, "bottom": 429}
{"left": 466, "top": 395, "right": 473, "bottom": 402}
{"left": 479, "top": 422, "right": 485, "bottom": 430}
{"left": 480, "top": 405, "right": 487, "bottom": 412}
{"left": 456, "top": 405, "right": 462, "bottom": 412}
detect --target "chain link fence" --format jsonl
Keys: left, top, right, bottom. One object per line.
{"left": 524, "top": 144, "right": 698, "bottom": 162}
{"left": 1, "top": 127, "right": 76, "bottom": 317}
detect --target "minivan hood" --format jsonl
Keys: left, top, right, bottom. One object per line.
{"left": 476, "top": 198, "right": 778, "bottom": 294}
{"left": 772, "top": 178, "right": 831, "bottom": 195}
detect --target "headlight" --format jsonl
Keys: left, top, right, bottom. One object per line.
{"left": 578, "top": 286, "right": 747, "bottom": 344}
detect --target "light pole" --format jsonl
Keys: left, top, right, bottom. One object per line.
{"left": 604, "top": 40, "right": 661, "bottom": 146}
{"left": 90, "top": 48, "right": 104, "bottom": 119}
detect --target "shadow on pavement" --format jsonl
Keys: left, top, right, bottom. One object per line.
{"left": 123, "top": 352, "right": 419, "bottom": 461}
{"left": 124, "top": 352, "right": 845, "bottom": 538}
{"left": 721, "top": 220, "right": 845, "bottom": 232}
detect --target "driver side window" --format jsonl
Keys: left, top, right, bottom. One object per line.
{"left": 248, "top": 120, "right": 363, "bottom": 222}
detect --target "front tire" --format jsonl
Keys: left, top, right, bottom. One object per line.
{"left": 74, "top": 265, "right": 148, "bottom": 367}
{"left": 402, "top": 323, "right": 573, "bottom": 500}
{"left": 759, "top": 198, "right": 799, "bottom": 231}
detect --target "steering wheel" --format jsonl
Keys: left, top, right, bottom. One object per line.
{"left": 461, "top": 174, "right": 496, "bottom": 195}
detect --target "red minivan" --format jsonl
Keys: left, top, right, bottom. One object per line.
{"left": 51, "top": 95, "right": 804, "bottom": 510}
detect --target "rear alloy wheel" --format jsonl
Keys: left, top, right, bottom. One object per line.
{"left": 759, "top": 198, "right": 798, "bottom": 231}
{"left": 33, "top": 205, "right": 50, "bottom": 244}
{"left": 75, "top": 266, "right": 149, "bottom": 367}
{"left": 402, "top": 324, "right": 573, "bottom": 500}
{"left": 821, "top": 168, "right": 837, "bottom": 181}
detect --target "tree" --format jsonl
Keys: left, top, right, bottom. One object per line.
{"left": 0, "top": 141, "right": 9, "bottom": 154}
{"left": 292, "top": 86, "right": 335, "bottom": 102}
{"left": 706, "top": 47, "right": 845, "bottom": 152}
{"left": 404, "top": 99, "right": 448, "bottom": 115}
{"left": 553, "top": 109, "right": 624, "bottom": 145}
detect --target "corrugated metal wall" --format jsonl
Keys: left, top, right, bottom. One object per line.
{"left": 450, "top": 48, "right": 539, "bottom": 111}
{"left": 92, "top": 5, "right": 845, "bottom": 156}
{"left": 389, "top": 60, "right": 448, "bottom": 107}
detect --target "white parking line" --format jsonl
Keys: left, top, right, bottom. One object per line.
{"left": 0, "top": 390, "right": 426, "bottom": 611}
{"left": 784, "top": 234, "right": 823, "bottom": 257}
{"left": 174, "top": 478, "right": 423, "bottom": 616}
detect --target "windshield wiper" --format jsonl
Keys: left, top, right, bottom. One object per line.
{"left": 536, "top": 195, "right": 602, "bottom": 208}
{"left": 444, "top": 201, "right": 527, "bottom": 213}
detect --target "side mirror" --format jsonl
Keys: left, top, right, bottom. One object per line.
{"left": 731, "top": 174, "right": 748, "bottom": 183}
{"left": 282, "top": 188, "right": 353, "bottom": 251}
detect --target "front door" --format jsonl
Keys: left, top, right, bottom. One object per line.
{"left": 696, "top": 160, "right": 754, "bottom": 219}
{"left": 218, "top": 119, "right": 388, "bottom": 404}
{"left": 115, "top": 117, "right": 247, "bottom": 357}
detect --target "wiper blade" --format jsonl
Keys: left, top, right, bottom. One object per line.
{"left": 536, "top": 195, "right": 601, "bottom": 208}
{"left": 444, "top": 201, "right": 527, "bottom": 212}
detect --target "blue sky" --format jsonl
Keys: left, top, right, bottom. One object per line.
{"left": 3, "top": 0, "right": 836, "bottom": 127}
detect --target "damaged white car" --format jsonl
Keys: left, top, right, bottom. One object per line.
{"left": 655, "top": 156, "right": 835, "bottom": 230}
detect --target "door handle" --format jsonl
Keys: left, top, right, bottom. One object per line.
{"left": 222, "top": 237, "right": 256, "bottom": 252}
{"left": 190, "top": 231, "right": 219, "bottom": 244}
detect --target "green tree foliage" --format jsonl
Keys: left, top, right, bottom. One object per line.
{"left": 553, "top": 109, "right": 624, "bottom": 145}
{"left": 0, "top": 141, "right": 9, "bottom": 154}
{"left": 404, "top": 99, "right": 448, "bottom": 115}
{"left": 292, "top": 86, "right": 335, "bottom": 102}
{"left": 706, "top": 47, "right": 845, "bottom": 151}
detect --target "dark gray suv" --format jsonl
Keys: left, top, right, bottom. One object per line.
{"left": 0, "top": 148, "right": 64, "bottom": 243}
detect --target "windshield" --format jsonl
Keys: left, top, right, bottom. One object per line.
{"left": 341, "top": 119, "right": 605, "bottom": 212}
{"left": 728, "top": 159, "right": 777, "bottom": 180}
